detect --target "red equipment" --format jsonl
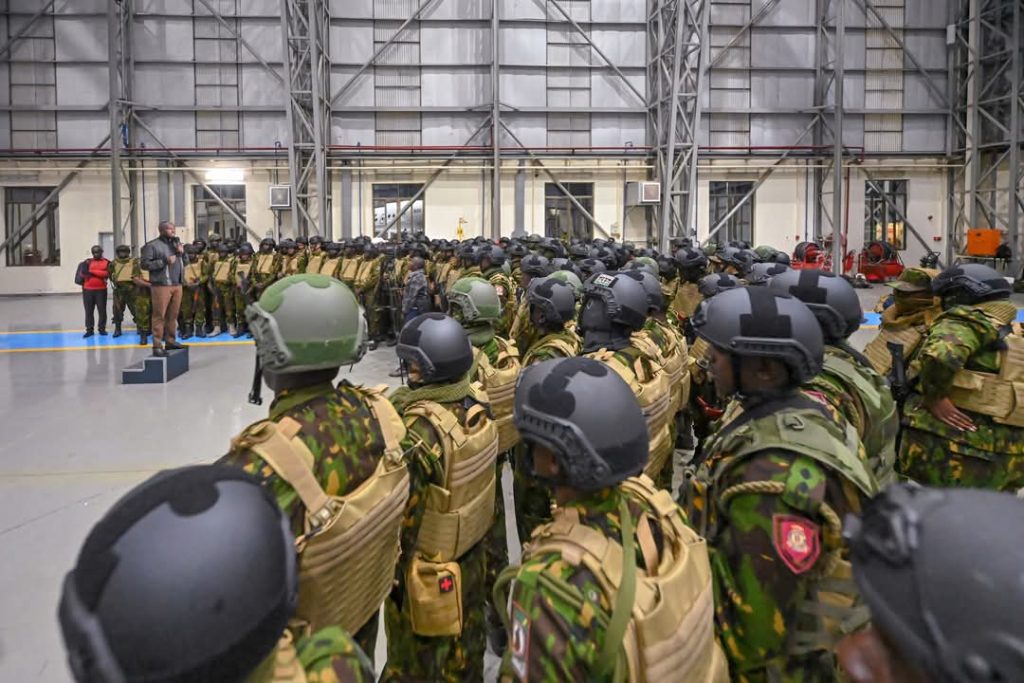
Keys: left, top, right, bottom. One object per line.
{"left": 856, "top": 241, "right": 905, "bottom": 283}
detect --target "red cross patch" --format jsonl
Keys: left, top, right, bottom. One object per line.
{"left": 772, "top": 514, "right": 821, "bottom": 575}
{"left": 438, "top": 574, "right": 454, "bottom": 594}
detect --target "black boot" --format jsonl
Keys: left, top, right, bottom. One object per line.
{"left": 181, "top": 324, "right": 193, "bottom": 340}
{"left": 193, "top": 325, "right": 206, "bottom": 339}
{"left": 139, "top": 331, "right": 148, "bottom": 346}
{"left": 83, "top": 330, "right": 94, "bottom": 338}
{"left": 112, "top": 323, "right": 123, "bottom": 338}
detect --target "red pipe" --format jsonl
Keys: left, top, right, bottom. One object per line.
{"left": 703, "top": 144, "right": 867, "bottom": 161}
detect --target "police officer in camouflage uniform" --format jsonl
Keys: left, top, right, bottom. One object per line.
{"left": 682, "top": 287, "right": 879, "bottom": 680}
{"left": 222, "top": 274, "right": 410, "bottom": 660}
{"left": 769, "top": 269, "right": 899, "bottom": 487}
{"left": 837, "top": 482, "right": 1024, "bottom": 683}
{"left": 496, "top": 357, "right": 729, "bottom": 683}
{"left": 862, "top": 267, "right": 942, "bottom": 376}
{"left": 251, "top": 237, "right": 281, "bottom": 296}
{"left": 384, "top": 313, "right": 499, "bottom": 682}
{"left": 58, "top": 463, "right": 375, "bottom": 683}
{"left": 899, "top": 263, "right": 1024, "bottom": 491}
{"left": 179, "top": 243, "right": 208, "bottom": 339}
{"left": 509, "top": 254, "right": 554, "bottom": 352}
{"left": 107, "top": 244, "right": 137, "bottom": 338}
{"left": 130, "top": 256, "right": 152, "bottom": 346}
{"left": 480, "top": 245, "right": 516, "bottom": 337}
{"left": 211, "top": 242, "right": 237, "bottom": 336}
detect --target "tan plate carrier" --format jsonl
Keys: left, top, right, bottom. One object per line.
{"left": 237, "top": 386, "right": 410, "bottom": 636}
{"left": 474, "top": 337, "right": 522, "bottom": 451}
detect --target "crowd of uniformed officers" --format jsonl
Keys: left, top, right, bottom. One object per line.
{"left": 59, "top": 232, "right": 1024, "bottom": 682}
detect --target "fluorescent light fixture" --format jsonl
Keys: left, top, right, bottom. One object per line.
{"left": 205, "top": 168, "right": 245, "bottom": 184}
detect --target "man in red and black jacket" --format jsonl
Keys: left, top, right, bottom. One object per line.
{"left": 79, "top": 245, "right": 111, "bottom": 338}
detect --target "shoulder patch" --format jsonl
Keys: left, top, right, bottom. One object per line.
{"left": 509, "top": 601, "right": 531, "bottom": 682}
{"left": 772, "top": 514, "right": 821, "bottom": 575}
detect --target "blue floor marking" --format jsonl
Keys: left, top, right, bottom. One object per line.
{"left": 0, "top": 328, "right": 253, "bottom": 352}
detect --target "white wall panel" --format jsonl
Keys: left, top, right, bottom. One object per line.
{"left": 503, "top": 114, "right": 547, "bottom": 148}
{"left": 240, "top": 67, "right": 287, "bottom": 107}
{"left": 241, "top": 113, "right": 289, "bottom": 146}
{"left": 751, "top": 32, "right": 815, "bottom": 68}
{"left": 53, "top": 0, "right": 107, "bottom": 13}
{"left": 56, "top": 114, "right": 108, "bottom": 148}
{"left": 501, "top": 27, "right": 547, "bottom": 65}
{"left": 135, "top": 0, "right": 195, "bottom": 15}
{"left": 591, "top": 0, "right": 646, "bottom": 23}
{"left": 905, "top": 0, "right": 950, "bottom": 28}
{"left": 903, "top": 115, "right": 947, "bottom": 152}
{"left": 752, "top": 72, "right": 814, "bottom": 109}
{"left": 135, "top": 113, "right": 198, "bottom": 148}
{"left": 239, "top": 20, "right": 284, "bottom": 64}
{"left": 500, "top": 71, "right": 547, "bottom": 107}
{"left": 590, "top": 30, "right": 645, "bottom": 67}
{"left": 330, "top": 69, "right": 375, "bottom": 106}
{"left": 132, "top": 18, "right": 194, "bottom": 61}
{"left": 431, "top": 0, "right": 489, "bottom": 20}
{"left": 421, "top": 113, "right": 491, "bottom": 146}
{"left": 134, "top": 65, "right": 196, "bottom": 106}
{"left": 331, "top": 25, "right": 374, "bottom": 64}
{"left": 423, "top": 26, "right": 490, "bottom": 64}
{"left": 243, "top": 0, "right": 281, "bottom": 16}
{"left": 591, "top": 114, "right": 646, "bottom": 147}
{"left": 750, "top": 114, "right": 817, "bottom": 146}
{"left": 331, "top": 114, "right": 375, "bottom": 146}
{"left": 331, "top": 0, "right": 374, "bottom": 18}
{"left": 422, "top": 70, "right": 490, "bottom": 107}
{"left": 903, "top": 34, "right": 948, "bottom": 70}
{"left": 54, "top": 17, "right": 107, "bottom": 61}
{"left": 56, "top": 65, "right": 107, "bottom": 106}
{"left": 502, "top": 0, "right": 546, "bottom": 20}
{"left": 758, "top": 0, "right": 816, "bottom": 26}
{"left": 591, "top": 72, "right": 645, "bottom": 109}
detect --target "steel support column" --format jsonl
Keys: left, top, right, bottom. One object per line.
{"left": 832, "top": 0, "right": 845, "bottom": 271}
{"left": 490, "top": 0, "right": 501, "bottom": 240}
{"left": 281, "top": 0, "right": 331, "bottom": 238}
{"left": 649, "top": 0, "right": 708, "bottom": 250}
{"left": 108, "top": 0, "right": 138, "bottom": 251}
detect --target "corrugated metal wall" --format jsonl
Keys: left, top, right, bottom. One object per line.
{"left": 0, "top": 0, "right": 952, "bottom": 154}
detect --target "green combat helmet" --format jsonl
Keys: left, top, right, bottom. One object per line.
{"left": 548, "top": 269, "right": 584, "bottom": 300}
{"left": 245, "top": 274, "right": 367, "bottom": 404}
{"left": 447, "top": 276, "right": 502, "bottom": 325}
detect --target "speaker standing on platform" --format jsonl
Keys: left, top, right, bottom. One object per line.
{"left": 140, "top": 221, "right": 188, "bottom": 357}
{"left": 78, "top": 245, "right": 110, "bottom": 338}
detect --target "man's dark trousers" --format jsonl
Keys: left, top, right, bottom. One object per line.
{"left": 83, "top": 289, "right": 108, "bottom": 333}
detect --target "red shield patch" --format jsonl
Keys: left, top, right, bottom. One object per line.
{"left": 772, "top": 514, "right": 821, "bottom": 575}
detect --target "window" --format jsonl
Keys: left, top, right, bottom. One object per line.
{"left": 4, "top": 187, "right": 59, "bottom": 266}
{"left": 709, "top": 181, "right": 754, "bottom": 245}
{"left": 193, "top": 184, "right": 246, "bottom": 243}
{"left": 545, "top": 183, "right": 594, "bottom": 242}
{"left": 865, "top": 180, "right": 908, "bottom": 249}
{"left": 373, "top": 184, "right": 424, "bottom": 236}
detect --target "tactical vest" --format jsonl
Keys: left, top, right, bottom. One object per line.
{"left": 820, "top": 347, "right": 898, "bottom": 487}
{"left": 138, "top": 267, "right": 150, "bottom": 284}
{"left": 319, "top": 257, "right": 342, "bottom": 277}
{"left": 589, "top": 348, "right": 673, "bottom": 480}
{"left": 234, "top": 261, "right": 253, "bottom": 285}
{"left": 184, "top": 262, "right": 203, "bottom": 286}
{"left": 863, "top": 306, "right": 940, "bottom": 376}
{"left": 634, "top": 322, "right": 691, "bottom": 417}
{"left": 522, "top": 330, "right": 581, "bottom": 366}
{"left": 473, "top": 338, "right": 522, "bottom": 451}
{"left": 700, "top": 397, "right": 877, "bottom": 661}
{"left": 111, "top": 259, "right": 134, "bottom": 284}
{"left": 230, "top": 386, "right": 410, "bottom": 636}
{"left": 306, "top": 253, "right": 325, "bottom": 276}
{"left": 522, "top": 476, "right": 729, "bottom": 683}
{"left": 672, "top": 282, "right": 704, "bottom": 319}
{"left": 435, "top": 261, "right": 452, "bottom": 290}
{"left": 338, "top": 258, "right": 360, "bottom": 285}
{"left": 213, "top": 259, "right": 233, "bottom": 285}
{"left": 355, "top": 257, "right": 382, "bottom": 289}
{"left": 405, "top": 398, "right": 499, "bottom": 561}
{"left": 284, "top": 255, "right": 303, "bottom": 276}
{"left": 948, "top": 301, "right": 1024, "bottom": 426}
{"left": 256, "top": 252, "right": 277, "bottom": 275}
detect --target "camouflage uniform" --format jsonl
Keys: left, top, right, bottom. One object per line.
{"left": 251, "top": 250, "right": 282, "bottom": 295}
{"left": 682, "top": 393, "right": 877, "bottom": 681}
{"left": 355, "top": 253, "right": 385, "bottom": 340}
{"left": 382, "top": 396, "right": 489, "bottom": 683}
{"left": 900, "top": 300, "right": 1024, "bottom": 491}
{"left": 483, "top": 265, "right": 516, "bottom": 337}
{"left": 211, "top": 253, "right": 237, "bottom": 331}
{"left": 862, "top": 268, "right": 943, "bottom": 376}
{"left": 130, "top": 258, "right": 151, "bottom": 335}
{"left": 233, "top": 254, "right": 255, "bottom": 330}
{"left": 221, "top": 380, "right": 396, "bottom": 657}
{"left": 179, "top": 257, "right": 208, "bottom": 331}
{"left": 108, "top": 256, "right": 138, "bottom": 328}
{"left": 272, "top": 625, "right": 376, "bottom": 683}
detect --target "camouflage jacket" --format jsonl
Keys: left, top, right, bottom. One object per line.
{"left": 252, "top": 252, "right": 282, "bottom": 286}
{"left": 684, "top": 392, "right": 875, "bottom": 682}
{"left": 903, "top": 300, "right": 1024, "bottom": 457}
{"left": 484, "top": 266, "right": 516, "bottom": 335}
{"left": 108, "top": 257, "right": 136, "bottom": 288}
{"left": 221, "top": 381, "right": 391, "bottom": 535}
{"left": 499, "top": 487, "right": 655, "bottom": 682}
{"left": 264, "top": 625, "right": 375, "bottom": 683}
{"left": 521, "top": 328, "right": 582, "bottom": 366}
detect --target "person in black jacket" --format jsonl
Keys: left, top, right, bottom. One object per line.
{"left": 140, "top": 221, "right": 189, "bottom": 356}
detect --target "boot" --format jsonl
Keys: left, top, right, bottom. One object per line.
{"left": 228, "top": 323, "right": 239, "bottom": 337}
{"left": 139, "top": 331, "right": 148, "bottom": 346}
{"left": 83, "top": 330, "right": 94, "bottom": 338}
{"left": 193, "top": 325, "right": 206, "bottom": 339}
{"left": 98, "top": 327, "right": 108, "bottom": 336}
{"left": 112, "top": 323, "right": 123, "bottom": 338}
{"left": 181, "top": 324, "right": 193, "bottom": 340}
{"left": 152, "top": 343, "right": 167, "bottom": 358}
{"left": 204, "top": 322, "right": 214, "bottom": 336}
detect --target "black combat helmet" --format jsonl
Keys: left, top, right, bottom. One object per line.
{"left": 931, "top": 263, "right": 1011, "bottom": 305}
{"left": 480, "top": 244, "right": 506, "bottom": 268}
{"left": 746, "top": 262, "right": 792, "bottom": 287}
{"left": 768, "top": 268, "right": 863, "bottom": 341}
{"left": 698, "top": 272, "right": 740, "bottom": 298}
{"left": 520, "top": 254, "right": 553, "bottom": 279}
{"left": 115, "top": 245, "right": 130, "bottom": 257}
{"left": 259, "top": 237, "right": 276, "bottom": 253}
{"left": 514, "top": 357, "right": 649, "bottom": 491}
{"left": 845, "top": 483, "right": 1024, "bottom": 683}
{"left": 58, "top": 465, "right": 296, "bottom": 683}
{"left": 579, "top": 271, "right": 649, "bottom": 332}
{"left": 676, "top": 247, "right": 709, "bottom": 282}
{"left": 396, "top": 313, "right": 474, "bottom": 384}
{"left": 692, "top": 287, "right": 824, "bottom": 387}
{"left": 577, "top": 258, "right": 607, "bottom": 279}
{"left": 527, "top": 277, "right": 577, "bottom": 328}
{"left": 619, "top": 269, "right": 665, "bottom": 313}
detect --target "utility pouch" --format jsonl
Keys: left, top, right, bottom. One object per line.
{"left": 408, "top": 555, "right": 464, "bottom": 637}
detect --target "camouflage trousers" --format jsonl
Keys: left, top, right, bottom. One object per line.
{"left": 111, "top": 284, "right": 137, "bottom": 325}
{"left": 381, "top": 542, "right": 486, "bottom": 682}
{"left": 134, "top": 287, "right": 151, "bottom": 332}
{"left": 179, "top": 286, "right": 206, "bottom": 327}
{"left": 233, "top": 289, "right": 252, "bottom": 328}
{"left": 899, "top": 427, "right": 1024, "bottom": 493}
{"left": 359, "top": 287, "right": 384, "bottom": 340}
{"left": 484, "top": 458, "right": 510, "bottom": 642}
{"left": 214, "top": 283, "right": 235, "bottom": 328}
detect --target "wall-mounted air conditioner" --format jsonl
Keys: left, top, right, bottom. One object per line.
{"left": 626, "top": 181, "right": 662, "bottom": 206}
{"left": 269, "top": 185, "right": 292, "bottom": 209}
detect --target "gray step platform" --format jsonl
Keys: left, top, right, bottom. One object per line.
{"left": 122, "top": 347, "right": 189, "bottom": 384}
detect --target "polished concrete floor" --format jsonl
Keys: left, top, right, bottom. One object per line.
{"left": 0, "top": 285, "right": 987, "bottom": 681}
